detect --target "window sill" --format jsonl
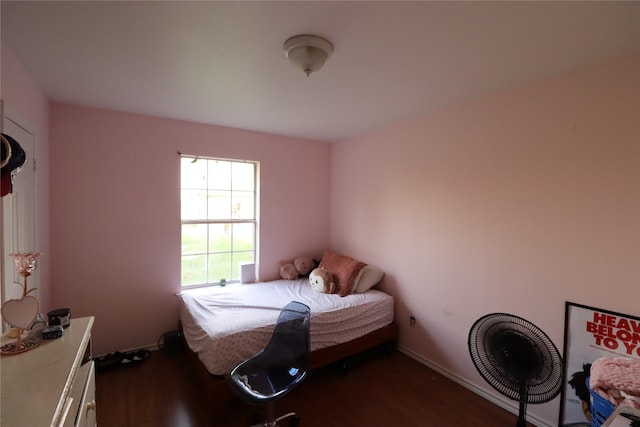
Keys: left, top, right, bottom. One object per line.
{"left": 176, "top": 282, "right": 242, "bottom": 296}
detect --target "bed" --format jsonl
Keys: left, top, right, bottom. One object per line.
{"left": 177, "top": 274, "right": 397, "bottom": 416}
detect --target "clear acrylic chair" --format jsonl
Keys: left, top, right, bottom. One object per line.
{"left": 229, "top": 301, "right": 311, "bottom": 427}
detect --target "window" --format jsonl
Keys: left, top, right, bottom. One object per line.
{"left": 180, "top": 156, "right": 257, "bottom": 287}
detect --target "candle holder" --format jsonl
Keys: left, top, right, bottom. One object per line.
{"left": 9, "top": 252, "right": 43, "bottom": 297}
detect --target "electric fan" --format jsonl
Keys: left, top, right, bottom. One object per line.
{"left": 468, "top": 313, "right": 564, "bottom": 427}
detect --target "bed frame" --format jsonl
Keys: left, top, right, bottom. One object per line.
{"left": 185, "top": 322, "right": 398, "bottom": 420}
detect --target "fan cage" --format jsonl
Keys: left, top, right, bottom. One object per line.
{"left": 468, "top": 313, "right": 563, "bottom": 404}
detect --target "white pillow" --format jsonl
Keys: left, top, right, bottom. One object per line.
{"left": 354, "top": 265, "right": 385, "bottom": 293}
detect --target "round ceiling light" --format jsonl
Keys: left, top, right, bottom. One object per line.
{"left": 283, "top": 34, "right": 333, "bottom": 77}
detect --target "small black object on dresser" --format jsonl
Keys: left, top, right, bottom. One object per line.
{"left": 42, "top": 325, "right": 64, "bottom": 340}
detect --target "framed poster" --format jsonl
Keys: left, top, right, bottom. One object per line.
{"left": 559, "top": 302, "right": 640, "bottom": 427}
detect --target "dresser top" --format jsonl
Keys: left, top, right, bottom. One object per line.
{"left": 1, "top": 316, "right": 94, "bottom": 427}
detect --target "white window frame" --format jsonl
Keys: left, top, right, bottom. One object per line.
{"left": 180, "top": 155, "right": 257, "bottom": 287}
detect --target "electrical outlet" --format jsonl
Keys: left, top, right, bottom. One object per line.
{"left": 409, "top": 316, "right": 416, "bottom": 327}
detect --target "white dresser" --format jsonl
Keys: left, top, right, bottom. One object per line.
{"left": 0, "top": 316, "right": 96, "bottom": 427}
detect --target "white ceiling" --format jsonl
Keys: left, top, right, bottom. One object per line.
{"left": 2, "top": 1, "right": 639, "bottom": 142}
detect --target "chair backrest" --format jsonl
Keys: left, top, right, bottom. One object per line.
{"left": 263, "top": 301, "right": 311, "bottom": 370}
{"left": 229, "top": 301, "right": 311, "bottom": 401}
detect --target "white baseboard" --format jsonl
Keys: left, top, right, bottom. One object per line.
{"left": 398, "top": 346, "right": 553, "bottom": 427}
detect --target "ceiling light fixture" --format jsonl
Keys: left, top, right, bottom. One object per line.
{"left": 283, "top": 34, "right": 333, "bottom": 77}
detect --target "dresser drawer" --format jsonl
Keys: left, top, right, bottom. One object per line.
{"left": 75, "top": 361, "right": 96, "bottom": 427}
{"left": 62, "top": 360, "right": 96, "bottom": 427}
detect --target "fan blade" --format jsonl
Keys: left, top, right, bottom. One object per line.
{"left": 487, "top": 330, "right": 542, "bottom": 380}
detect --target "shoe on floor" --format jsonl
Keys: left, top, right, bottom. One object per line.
{"left": 96, "top": 352, "right": 123, "bottom": 372}
{"left": 121, "top": 349, "right": 150, "bottom": 366}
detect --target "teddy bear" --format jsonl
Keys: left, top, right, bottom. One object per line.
{"left": 279, "top": 256, "right": 319, "bottom": 280}
{"left": 293, "top": 256, "right": 315, "bottom": 277}
{"left": 279, "top": 262, "right": 299, "bottom": 280}
{"left": 309, "top": 267, "right": 335, "bottom": 294}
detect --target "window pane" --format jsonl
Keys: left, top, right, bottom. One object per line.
{"left": 209, "top": 223, "right": 231, "bottom": 253}
{"left": 208, "top": 190, "right": 231, "bottom": 219}
{"left": 232, "top": 162, "right": 255, "bottom": 191}
{"left": 232, "top": 191, "right": 254, "bottom": 219}
{"left": 181, "top": 189, "right": 207, "bottom": 220}
{"left": 209, "top": 253, "right": 232, "bottom": 281}
{"left": 181, "top": 158, "right": 207, "bottom": 189}
{"left": 208, "top": 160, "right": 231, "bottom": 190}
{"left": 232, "top": 223, "right": 254, "bottom": 251}
{"left": 182, "top": 255, "right": 207, "bottom": 285}
{"left": 182, "top": 224, "right": 208, "bottom": 254}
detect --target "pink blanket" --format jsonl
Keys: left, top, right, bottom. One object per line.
{"left": 590, "top": 357, "right": 640, "bottom": 409}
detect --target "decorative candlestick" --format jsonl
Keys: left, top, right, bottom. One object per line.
{"left": 9, "top": 252, "right": 42, "bottom": 297}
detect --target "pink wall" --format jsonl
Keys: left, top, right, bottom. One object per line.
{"left": 329, "top": 54, "right": 640, "bottom": 425}
{"left": 49, "top": 104, "right": 330, "bottom": 355}
{"left": 5, "top": 36, "right": 639, "bottom": 425}
{"left": 1, "top": 43, "right": 51, "bottom": 312}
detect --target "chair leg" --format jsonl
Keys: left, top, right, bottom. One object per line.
{"left": 275, "top": 412, "right": 299, "bottom": 427}
{"left": 247, "top": 403, "right": 299, "bottom": 427}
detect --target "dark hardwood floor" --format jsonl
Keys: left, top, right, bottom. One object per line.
{"left": 96, "top": 349, "right": 534, "bottom": 427}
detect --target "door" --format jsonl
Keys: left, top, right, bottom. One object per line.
{"left": 1, "top": 105, "right": 38, "bottom": 311}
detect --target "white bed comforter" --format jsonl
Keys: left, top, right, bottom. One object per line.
{"left": 177, "top": 279, "right": 394, "bottom": 375}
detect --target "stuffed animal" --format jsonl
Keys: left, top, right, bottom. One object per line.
{"left": 293, "top": 257, "right": 314, "bottom": 276}
{"left": 309, "top": 267, "right": 335, "bottom": 294}
{"left": 279, "top": 263, "right": 298, "bottom": 280}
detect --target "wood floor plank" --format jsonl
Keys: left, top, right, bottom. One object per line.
{"left": 96, "top": 349, "right": 535, "bottom": 427}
